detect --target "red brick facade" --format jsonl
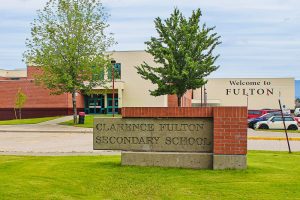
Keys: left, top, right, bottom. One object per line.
{"left": 168, "top": 90, "right": 193, "bottom": 107}
{"left": 0, "top": 66, "right": 85, "bottom": 120}
{"left": 122, "top": 107, "right": 247, "bottom": 155}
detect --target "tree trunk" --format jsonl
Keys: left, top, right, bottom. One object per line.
{"left": 19, "top": 108, "right": 22, "bottom": 120}
{"left": 177, "top": 95, "right": 182, "bottom": 107}
{"left": 72, "top": 91, "right": 77, "bottom": 124}
{"left": 14, "top": 108, "right": 17, "bottom": 119}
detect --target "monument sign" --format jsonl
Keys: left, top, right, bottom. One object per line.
{"left": 93, "top": 107, "right": 248, "bottom": 170}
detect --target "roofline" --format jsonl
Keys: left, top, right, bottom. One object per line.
{"left": 0, "top": 68, "right": 26, "bottom": 71}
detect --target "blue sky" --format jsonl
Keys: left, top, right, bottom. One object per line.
{"left": 296, "top": 80, "right": 300, "bottom": 98}
{"left": 0, "top": 0, "right": 299, "bottom": 79}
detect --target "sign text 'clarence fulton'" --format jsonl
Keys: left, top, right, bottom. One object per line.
{"left": 93, "top": 118, "right": 213, "bottom": 152}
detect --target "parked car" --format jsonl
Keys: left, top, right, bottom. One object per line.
{"left": 294, "top": 108, "right": 300, "bottom": 117}
{"left": 254, "top": 116, "right": 299, "bottom": 130}
{"left": 248, "top": 109, "right": 280, "bottom": 119}
{"left": 294, "top": 117, "right": 300, "bottom": 124}
{"left": 248, "top": 112, "right": 282, "bottom": 129}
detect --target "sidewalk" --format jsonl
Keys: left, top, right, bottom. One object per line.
{"left": 0, "top": 116, "right": 92, "bottom": 133}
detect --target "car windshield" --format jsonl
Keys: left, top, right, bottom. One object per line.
{"left": 260, "top": 113, "right": 272, "bottom": 119}
{"left": 262, "top": 112, "right": 282, "bottom": 119}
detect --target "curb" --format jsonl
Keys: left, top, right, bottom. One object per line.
{"left": 0, "top": 151, "right": 121, "bottom": 156}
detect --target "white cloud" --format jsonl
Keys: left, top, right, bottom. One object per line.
{"left": 0, "top": 0, "right": 46, "bottom": 12}
{"left": 0, "top": 0, "right": 300, "bottom": 79}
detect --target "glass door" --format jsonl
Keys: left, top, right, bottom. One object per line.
{"left": 86, "top": 95, "right": 104, "bottom": 114}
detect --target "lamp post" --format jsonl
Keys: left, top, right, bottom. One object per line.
{"left": 111, "top": 60, "right": 116, "bottom": 117}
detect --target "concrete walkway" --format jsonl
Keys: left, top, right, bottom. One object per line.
{"left": 37, "top": 115, "right": 74, "bottom": 125}
{"left": 0, "top": 115, "right": 92, "bottom": 133}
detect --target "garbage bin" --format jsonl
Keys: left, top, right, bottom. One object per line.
{"left": 78, "top": 112, "right": 85, "bottom": 124}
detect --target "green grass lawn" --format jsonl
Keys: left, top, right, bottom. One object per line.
{"left": 60, "top": 114, "right": 121, "bottom": 128}
{"left": 0, "top": 116, "right": 60, "bottom": 125}
{"left": 0, "top": 151, "right": 299, "bottom": 199}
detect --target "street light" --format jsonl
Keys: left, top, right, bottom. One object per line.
{"left": 111, "top": 60, "right": 116, "bottom": 117}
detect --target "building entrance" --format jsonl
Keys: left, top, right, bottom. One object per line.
{"left": 85, "top": 94, "right": 105, "bottom": 114}
{"left": 107, "top": 94, "right": 118, "bottom": 114}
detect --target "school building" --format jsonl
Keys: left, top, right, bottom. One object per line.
{"left": 0, "top": 51, "right": 295, "bottom": 120}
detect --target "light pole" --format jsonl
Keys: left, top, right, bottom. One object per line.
{"left": 111, "top": 60, "right": 116, "bottom": 117}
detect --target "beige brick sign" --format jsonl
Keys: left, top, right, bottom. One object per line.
{"left": 93, "top": 118, "right": 213, "bottom": 152}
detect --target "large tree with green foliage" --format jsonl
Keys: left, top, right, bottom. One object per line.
{"left": 136, "top": 8, "right": 221, "bottom": 107}
{"left": 24, "top": 0, "right": 114, "bottom": 123}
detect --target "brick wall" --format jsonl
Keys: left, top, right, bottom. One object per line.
{"left": 168, "top": 90, "right": 193, "bottom": 107}
{"left": 0, "top": 79, "right": 85, "bottom": 120}
{"left": 27, "top": 66, "right": 43, "bottom": 79}
{"left": 213, "top": 107, "right": 247, "bottom": 155}
{"left": 122, "top": 107, "right": 247, "bottom": 155}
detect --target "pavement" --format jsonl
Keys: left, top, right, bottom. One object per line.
{"left": 247, "top": 128, "right": 300, "bottom": 152}
{"left": 0, "top": 116, "right": 114, "bottom": 156}
{"left": 0, "top": 116, "right": 299, "bottom": 155}
{"left": 0, "top": 116, "right": 92, "bottom": 133}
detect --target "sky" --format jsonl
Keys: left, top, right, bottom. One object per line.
{"left": 296, "top": 80, "right": 300, "bottom": 98}
{"left": 0, "top": 0, "right": 299, "bottom": 79}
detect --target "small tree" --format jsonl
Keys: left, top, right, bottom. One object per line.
{"left": 23, "top": 0, "right": 115, "bottom": 123}
{"left": 136, "top": 8, "right": 221, "bottom": 106}
{"left": 14, "top": 88, "right": 27, "bottom": 119}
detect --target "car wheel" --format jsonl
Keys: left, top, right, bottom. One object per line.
{"left": 259, "top": 124, "right": 269, "bottom": 129}
{"left": 248, "top": 123, "right": 254, "bottom": 129}
{"left": 287, "top": 124, "right": 298, "bottom": 130}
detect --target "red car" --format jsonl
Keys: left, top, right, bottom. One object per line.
{"left": 248, "top": 109, "right": 280, "bottom": 119}
{"left": 295, "top": 117, "right": 300, "bottom": 125}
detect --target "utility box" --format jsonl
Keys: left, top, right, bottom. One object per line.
{"left": 78, "top": 112, "right": 85, "bottom": 124}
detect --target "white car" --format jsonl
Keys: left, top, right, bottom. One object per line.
{"left": 294, "top": 108, "right": 300, "bottom": 117}
{"left": 254, "top": 116, "right": 299, "bottom": 130}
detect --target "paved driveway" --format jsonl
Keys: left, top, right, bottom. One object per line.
{"left": 0, "top": 117, "right": 118, "bottom": 156}
{"left": 0, "top": 131, "right": 118, "bottom": 155}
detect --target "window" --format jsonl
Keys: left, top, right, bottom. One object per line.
{"left": 108, "top": 63, "right": 121, "bottom": 79}
{"left": 272, "top": 117, "right": 282, "bottom": 122}
{"left": 248, "top": 110, "right": 262, "bottom": 115}
{"left": 272, "top": 117, "right": 294, "bottom": 122}
{"left": 284, "top": 117, "right": 294, "bottom": 121}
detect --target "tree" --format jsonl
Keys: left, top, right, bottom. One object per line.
{"left": 24, "top": 0, "right": 115, "bottom": 123}
{"left": 14, "top": 88, "right": 27, "bottom": 119}
{"left": 136, "top": 8, "right": 221, "bottom": 107}
{"left": 296, "top": 98, "right": 300, "bottom": 108}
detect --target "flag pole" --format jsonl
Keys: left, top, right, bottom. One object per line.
{"left": 278, "top": 92, "right": 291, "bottom": 153}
